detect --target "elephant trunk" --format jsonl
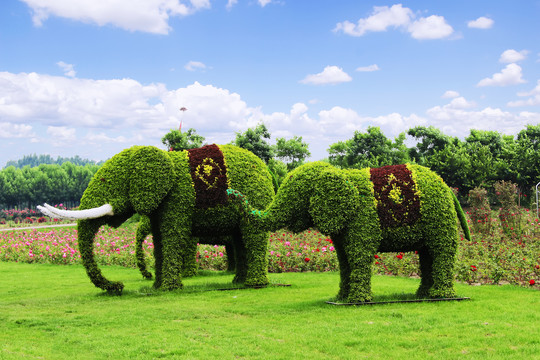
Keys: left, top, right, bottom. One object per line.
{"left": 227, "top": 189, "right": 283, "bottom": 232}
{"left": 78, "top": 218, "right": 124, "bottom": 292}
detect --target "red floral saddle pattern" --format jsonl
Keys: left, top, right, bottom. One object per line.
{"left": 187, "top": 144, "right": 229, "bottom": 209}
{"left": 370, "top": 164, "right": 421, "bottom": 227}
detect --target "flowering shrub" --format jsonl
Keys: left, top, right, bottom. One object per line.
{"left": 494, "top": 181, "right": 521, "bottom": 236}
{"left": 267, "top": 230, "right": 338, "bottom": 273}
{"left": 468, "top": 187, "right": 493, "bottom": 234}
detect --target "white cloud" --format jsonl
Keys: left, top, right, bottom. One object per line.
{"left": 258, "top": 0, "right": 272, "bottom": 7}
{"left": 334, "top": 4, "right": 453, "bottom": 40}
{"left": 408, "top": 15, "right": 453, "bottom": 40}
{"left": 500, "top": 49, "right": 529, "bottom": 63}
{"left": 477, "top": 63, "right": 526, "bottom": 87}
{"left": 318, "top": 106, "right": 365, "bottom": 135}
{"left": 0, "top": 122, "right": 34, "bottom": 138}
{"left": 21, "top": 0, "right": 211, "bottom": 34}
{"left": 2, "top": 69, "right": 539, "bottom": 166}
{"left": 300, "top": 66, "right": 352, "bottom": 85}
{"left": 226, "top": 0, "right": 237, "bottom": 10}
{"left": 356, "top": 64, "right": 380, "bottom": 72}
{"left": 448, "top": 97, "right": 476, "bottom": 109}
{"left": 334, "top": 4, "right": 412, "bottom": 36}
{"left": 184, "top": 61, "right": 208, "bottom": 71}
{"left": 0, "top": 71, "right": 167, "bottom": 128}
{"left": 467, "top": 16, "right": 494, "bottom": 29}
{"left": 56, "top": 61, "right": 76, "bottom": 78}
{"left": 47, "top": 126, "right": 76, "bottom": 141}
{"left": 508, "top": 80, "right": 540, "bottom": 107}
{"left": 84, "top": 132, "right": 129, "bottom": 144}
{"left": 442, "top": 90, "right": 460, "bottom": 98}
{"left": 425, "top": 98, "right": 538, "bottom": 136}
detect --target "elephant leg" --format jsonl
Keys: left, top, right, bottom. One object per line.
{"left": 224, "top": 240, "right": 236, "bottom": 272}
{"left": 346, "top": 253, "right": 375, "bottom": 303}
{"left": 151, "top": 221, "right": 164, "bottom": 289}
{"left": 340, "top": 222, "right": 380, "bottom": 303}
{"left": 231, "top": 231, "right": 247, "bottom": 284}
{"left": 422, "top": 227, "right": 458, "bottom": 298}
{"left": 332, "top": 234, "right": 351, "bottom": 301}
{"left": 236, "top": 225, "right": 269, "bottom": 287}
{"left": 416, "top": 247, "right": 434, "bottom": 298}
{"left": 152, "top": 205, "right": 193, "bottom": 291}
{"left": 426, "top": 239, "right": 457, "bottom": 298}
{"left": 182, "top": 237, "right": 199, "bottom": 278}
{"left": 136, "top": 217, "right": 153, "bottom": 280}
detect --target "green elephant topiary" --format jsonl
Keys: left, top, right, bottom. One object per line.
{"left": 229, "top": 161, "right": 471, "bottom": 303}
{"left": 38, "top": 144, "right": 274, "bottom": 292}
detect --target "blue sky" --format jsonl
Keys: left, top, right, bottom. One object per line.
{"left": 1, "top": 0, "right": 540, "bottom": 167}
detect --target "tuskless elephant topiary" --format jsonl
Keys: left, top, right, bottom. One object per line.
{"left": 38, "top": 144, "right": 274, "bottom": 292}
{"left": 229, "top": 161, "right": 471, "bottom": 303}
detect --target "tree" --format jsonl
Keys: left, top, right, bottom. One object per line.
{"left": 231, "top": 123, "right": 273, "bottom": 163}
{"left": 328, "top": 126, "right": 409, "bottom": 169}
{"left": 407, "top": 126, "right": 453, "bottom": 164}
{"left": 424, "top": 141, "right": 470, "bottom": 193}
{"left": 512, "top": 124, "right": 540, "bottom": 193}
{"left": 267, "top": 159, "right": 288, "bottom": 191}
{"left": 465, "top": 129, "right": 505, "bottom": 159}
{"left": 274, "top": 136, "right": 311, "bottom": 170}
{"left": 162, "top": 128, "right": 205, "bottom": 151}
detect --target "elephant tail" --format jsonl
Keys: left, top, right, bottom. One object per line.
{"left": 452, "top": 192, "right": 471, "bottom": 241}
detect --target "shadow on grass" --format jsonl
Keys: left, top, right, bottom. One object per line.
{"left": 97, "top": 270, "right": 288, "bottom": 298}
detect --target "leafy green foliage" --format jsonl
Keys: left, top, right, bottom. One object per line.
{"left": 274, "top": 135, "right": 311, "bottom": 170}
{"left": 231, "top": 123, "right": 273, "bottom": 163}
{"left": 408, "top": 125, "right": 453, "bottom": 162}
{"left": 328, "top": 126, "right": 409, "bottom": 169}
{"left": 161, "top": 128, "right": 205, "bottom": 151}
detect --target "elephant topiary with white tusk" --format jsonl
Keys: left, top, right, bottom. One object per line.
{"left": 39, "top": 144, "right": 274, "bottom": 292}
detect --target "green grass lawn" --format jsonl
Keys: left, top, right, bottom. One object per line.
{"left": 1, "top": 262, "right": 539, "bottom": 359}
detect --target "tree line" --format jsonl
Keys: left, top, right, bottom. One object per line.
{"left": 0, "top": 163, "right": 100, "bottom": 209}
{"left": 1, "top": 123, "right": 539, "bottom": 209}
{"left": 4, "top": 154, "right": 103, "bottom": 168}
{"left": 330, "top": 124, "right": 540, "bottom": 204}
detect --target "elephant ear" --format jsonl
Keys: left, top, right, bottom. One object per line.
{"left": 129, "top": 146, "right": 175, "bottom": 215}
{"left": 309, "top": 168, "right": 359, "bottom": 235}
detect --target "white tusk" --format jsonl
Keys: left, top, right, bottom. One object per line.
{"left": 37, "top": 203, "right": 114, "bottom": 220}
{"left": 36, "top": 205, "right": 56, "bottom": 218}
